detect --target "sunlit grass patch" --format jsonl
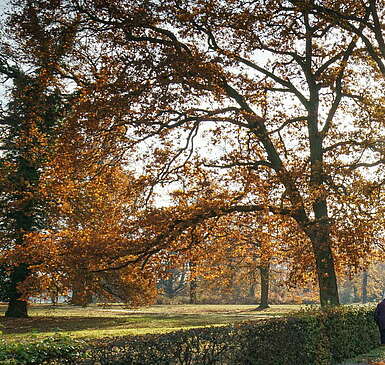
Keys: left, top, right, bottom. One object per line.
{"left": 0, "top": 303, "right": 303, "bottom": 343}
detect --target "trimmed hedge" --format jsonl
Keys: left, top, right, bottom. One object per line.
{"left": 0, "top": 336, "right": 84, "bottom": 365}
{"left": 79, "top": 305, "right": 378, "bottom": 365}
{"left": 2, "top": 305, "right": 379, "bottom": 364}
{"left": 322, "top": 306, "right": 379, "bottom": 363}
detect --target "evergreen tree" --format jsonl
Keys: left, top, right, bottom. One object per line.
{"left": 0, "top": 59, "right": 65, "bottom": 317}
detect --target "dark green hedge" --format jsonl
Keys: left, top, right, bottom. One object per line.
{"left": 0, "top": 336, "right": 84, "bottom": 365}
{"left": 321, "top": 306, "right": 379, "bottom": 363}
{"left": 79, "top": 305, "right": 378, "bottom": 365}
{"left": 1, "top": 305, "right": 379, "bottom": 365}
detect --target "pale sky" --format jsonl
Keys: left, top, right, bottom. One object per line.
{"left": 0, "top": 0, "right": 10, "bottom": 18}
{"left": 0, "top": 0, "right": 11, "bottom": 103}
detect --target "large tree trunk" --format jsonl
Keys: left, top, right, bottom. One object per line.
{"left": 5, "top": 264, "right": 29, "bottom": 318}
{"left": 258, "top": 262, "right": 270, "bottom": 309}
{"left": 5, "top": 300, "right": 28, "bottom": 318}
{"left": 307, "top": 221, "right": 339, "bottom": 306}
{"left": 302, "top": 15, "right": 340, "bottom": 306}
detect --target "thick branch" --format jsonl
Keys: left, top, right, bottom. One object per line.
{"left": 91, "top": 203, "right": 292, "bottom": 273}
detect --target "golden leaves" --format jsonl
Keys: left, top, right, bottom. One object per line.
{"left": 4, "top": 0, "right": 385, "bottom": 306}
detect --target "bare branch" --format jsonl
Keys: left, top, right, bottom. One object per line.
{"left": 204, "top": 160, "right": 273, "bottom": 169}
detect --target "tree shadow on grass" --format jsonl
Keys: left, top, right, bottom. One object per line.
{"left": 0, "top": 313, "right": 248, "bottom": 335}
{"left": 0, "top": 316, "right": 131, "bottom": 334}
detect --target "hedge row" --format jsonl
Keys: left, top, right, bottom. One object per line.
{"left": 81, "top": 305, "right": 378, "bottom": 365}
{"left": 0, "top": 336, "right": 84, "bottom": 365}
{"left": 1, "top": 305, "right": 379, "bottom": 365}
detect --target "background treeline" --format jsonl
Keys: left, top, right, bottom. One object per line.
{"left": 30, "top": 262, "right": 385, "bottom": 307}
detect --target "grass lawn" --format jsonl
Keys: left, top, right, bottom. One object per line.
{"left": 0, "top": 303, "right": 302, "bottom": 343}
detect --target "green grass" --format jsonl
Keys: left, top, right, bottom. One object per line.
{"left": 3, "top": 303, "right": 384, "bottom": 364}
{"left": 0, "top": 303, "right": 302, "bottom": 343}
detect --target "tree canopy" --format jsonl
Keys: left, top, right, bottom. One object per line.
{"left": 0, "top": 0, "right": 384, "bottom": 313}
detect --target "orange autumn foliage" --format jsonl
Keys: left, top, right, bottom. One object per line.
{"left": 2, "top": 0, "right": 384, "bottom": 308}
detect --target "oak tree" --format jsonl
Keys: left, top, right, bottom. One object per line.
{"left": 6, "top": 0, "right": 385, "bottom": 306}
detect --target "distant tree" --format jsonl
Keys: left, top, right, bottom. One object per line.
{"left": 158, "top": 267, "right": 188, "bottom": 299}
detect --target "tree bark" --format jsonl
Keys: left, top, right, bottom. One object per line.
{"left": 302, "top": 9, "right": 340, "bottom": 307}
{"left": 362, "top": 270, "right": 368, "bottom": 304}
{"left": 307, "top": 222, "right": 339, "bottom": 306}
{"left": 5, "top": 299, "right": 28, "bottom": 318}
{"left": 189, "top": 261, "right": 198, "bottom": 304}
{"left": 353, "top": 285, "right": 359, "bottom": 303}
{"left": 232, "top": 271, "right": 241, "bottom": 304}
{"left": 189, "top": 279, "right": 197, "bottom": 304}
{"left": 248, "top": 271, "right": 256, "bottom": 301}
{"left": 5, "top": 264, "right": 29, "bottom": 318}
{"left": 258, "top": 262, "right": 270, "bottom": 309}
